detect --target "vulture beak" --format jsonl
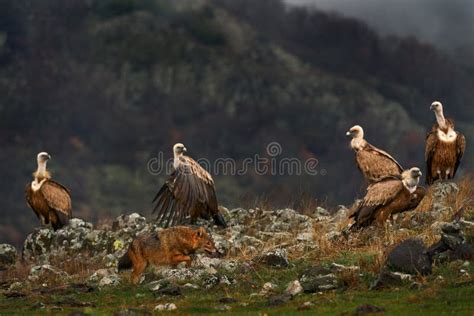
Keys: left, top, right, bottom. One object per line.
{"left": 183, "top": 147, "right": 187, "bottom": 153}
{"left": 430, "top": 104, "right": 435, "bottom": 111}
{"left": 47, "top": 154, "right": 52, "bottom": 160}
{"left": 345, "top": 131, "right": 352, "bottom": 137}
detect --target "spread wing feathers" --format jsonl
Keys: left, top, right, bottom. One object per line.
{"left": 41, "top": 180, "right": 72, "bottom": 217}
{"left": 153, "top": 156, "right": 218, "bottom": 227}
{"left": 453, "top": 132, "right": 466, "bottom": 176}
{"left": 362, "top": 177, "right": 403, "bottom": 207}
{"left": 356, "top": 144, "right": 403, "bottom": 181}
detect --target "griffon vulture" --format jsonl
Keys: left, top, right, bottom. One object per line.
{"left": 152, "top": 143, "right": 227, "bottom": 228}
{"left": 350, "top": 167, "right": 425, "bottom": 229}
{"left": 346, "top": 125, "right": 403, "bottom": 183}
{"left": 425, "top": 101, "right": 465, "bottom": 184}
{"left": 25, "top": 152, "right": 72, "bottom": 230}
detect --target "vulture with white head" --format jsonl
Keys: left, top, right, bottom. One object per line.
{"left": 25, "top": 152, "right": 72, "bottom": 230}
{"left": 425, "top": 101, "right": 465, "bottom": 184}
{"left": 346, "top": 125, "right": 403, "bottom": 183}
{"left": 350, "top": 167, "right": 425, "bottom": 229}
{"left": 152, "top": 143, "right": 227, "bottom": 228}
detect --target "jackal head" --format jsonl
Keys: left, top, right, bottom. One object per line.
{"left": 193, "top": 227, "right": 218, "bottom": 256}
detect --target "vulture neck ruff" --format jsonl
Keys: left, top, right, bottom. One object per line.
{"left": 437, "top": 128, "right": 457, "bottom": 143}
{"left": 33, "top": 160, "right": 51, "bottom": 190}
{"left": 402, "top": 177, "right": 419, "bottom": 194}
{"left": 31, "top": 178, "right": 47, "bottom": 192}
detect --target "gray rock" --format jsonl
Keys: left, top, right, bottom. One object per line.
{"left": 285, "top": 280, "right": 303, "bottom": 297}
{"left": 28, "top": 264, "right": 69, "bottom": 282}
{"left": 314, "top": 207, "right": 330, "bottom": 218}
{"left": 256, "top": 249, "right": 289, "bottom": 267}
{"left": 386, "top": 238, "right": 432, "bottom": 275}
{"left": 260, "top": 282, "right": 278, "bottom": 296}
{"left": 371, "top": 270, "right": 413, "bottom": 290}
{"left": 0, "top": 244, "right": 17, "bottom": 270}
{"left": 330, "top": 262, "right": 360, "bottom": 273}
{"left": 154, "top": 303, "right": 177, "bottom": 312}
{"left": 299, "top": 267, "right": 338, "bottom": 293}
{"left": 154, "top": 284, "right": 182, "bottom": 296}
{"left": 98, "top": 274, "right": 120, "bottom": 287}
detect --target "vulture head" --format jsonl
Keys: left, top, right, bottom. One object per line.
{"left": 346, "top": 125, "right": 364, "bottom": 139}
{"left": 402, "top": 167, "right": 422, "bottom": 192}
{"left": 173, "top": 143, "right": 187, "bottom": 156}
{"left": 37, "top": 152, "right": 51, "bottom": 164}
{"left": 430, "top": 101, "right": 443, "bottom": 113}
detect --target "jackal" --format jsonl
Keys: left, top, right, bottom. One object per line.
{"left": 118, "top": 226, "right": 218, "bottom": 284}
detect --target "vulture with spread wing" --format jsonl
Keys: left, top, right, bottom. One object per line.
{"left": 425, "top": 101, "right": 465, "bottom": 184}
{"left": 346, "top": 125, "right": 403, "bottom": 183}
{"left": 350, "top": 167, "right": 425, "bottom": 229}
{"left": 152, "top": 143, "right": 227, "bottom": 228}
{"left": 25, "top": 152, "right": 72, "bottom": 230}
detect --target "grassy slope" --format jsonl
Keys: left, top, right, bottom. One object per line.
{"left": 1, "top": 258, "right": 473, "bottom": 315}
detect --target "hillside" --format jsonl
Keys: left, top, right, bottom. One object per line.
{"left": 0, "top": 0, "right": 472, "bottom": 245}
{"left": 1, "top": 180, "right": 473, "bottom": 314}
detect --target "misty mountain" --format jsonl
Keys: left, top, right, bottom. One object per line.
{"left": 285, "top": 0, "right": 474, "bottom": 67}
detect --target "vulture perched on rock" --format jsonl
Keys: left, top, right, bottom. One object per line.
{"left": 346, "top": 125, "right": 403, "bottom": 183}
{"left": 25, "top": 152, "right": 72, "bottom": 230}
{"left": 152, "top": 143, "right": 227, "bottom": 228}
{"left": 350, "top": 167, "right": 425, "bottom": 229}
{"left": 425, "top": 101, "right": 465, "bottom": 184}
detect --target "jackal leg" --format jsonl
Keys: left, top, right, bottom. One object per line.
{"left": 128, "top": 245, "right": 147, "bottom": 284}
{"left": 171, "top": 253, "right": 192, "bottom": 267}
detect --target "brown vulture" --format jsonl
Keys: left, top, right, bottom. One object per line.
{"left": 346, "top": 125, "right": 403, "bottom": 183}
{"left": 152, "top": 143, "right": 227, "bottom": 228}
{"left": 25, "top": 152, "right": 72, "bottom": 230}
{"left": 350, "top": 167, "right": 425, "bottom": 229}
{"left": 425, "top": 101, "right": 466, "bottom": 184}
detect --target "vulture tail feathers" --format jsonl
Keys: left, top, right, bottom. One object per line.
{"left": 52, "top": 211, "right": 70, "bottom": 231}
{"left": 213, "top": 213, "right": 227, "bottom": 228}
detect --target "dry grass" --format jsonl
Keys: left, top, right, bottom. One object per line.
{"left": 0, "top": 261, "right": 32, "bottom": 285}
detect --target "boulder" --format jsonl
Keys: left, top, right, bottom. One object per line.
{"left": 0, "top": 244, "right": 17, "bottom": 270}
{"left": 386, "top": 238, "right": 432, "bottom": 275}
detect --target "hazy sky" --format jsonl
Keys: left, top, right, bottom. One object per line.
{"left": 285, "top": 0, "right": 474, "bottom": 58}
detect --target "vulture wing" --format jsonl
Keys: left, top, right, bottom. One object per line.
{"left": 356, "top": 143, "right": 403, "bottom": 182}
{"left": 424, "top": 131, "right": 438, "bottom": 184}
{"left": 40, "top": 180, "right": 72, "bottom": 217}
{"left": 350, "top": 177, "right": 403, "bottom": 228}
{"left": 153, "top": 156, "right": 217, "bottom": 227}
{"left": 453, "top": 132, "right": 466, "bottom": 177}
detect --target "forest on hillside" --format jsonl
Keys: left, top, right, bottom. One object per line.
{"left": 0, "top": 0, "right": 472, "bottom": 245}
